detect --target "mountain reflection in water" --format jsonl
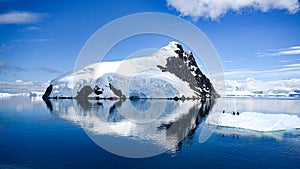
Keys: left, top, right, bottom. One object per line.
{"left": 44, "top": 98, "right": 213, "bottom": 153}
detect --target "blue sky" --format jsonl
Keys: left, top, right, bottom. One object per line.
{"left": 0, "top": 0, "right": 300, "bottom": 82}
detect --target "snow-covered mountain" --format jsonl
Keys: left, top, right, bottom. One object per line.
{"left": 44, "top": 41, "right": 218, "bottom": 99}
{"left": 218, "top": 78, "right": 300, "bottom": 98}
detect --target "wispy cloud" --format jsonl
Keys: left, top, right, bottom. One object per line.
{"left": 0, "top": 60, "right": 62, "bottom": 82}
{"left": 0, "top": 11, "right": 44, "bottom": 24}
{"left": 279, "top": 60, "right": 290, "bottom": 63}
{"left": 14, "top": 38, "right": 53, "bottom": 43}
{"left": 22, "top": 26, "right": 41, "bottom": 31}
{"left": 0, "top": 60, "right": 26, "bottom": 74}
{"left": 224, "top": 64, "right": 300, "bottom": 80}
{"left": 0, "top": 60, "right": 4, "bottom": 69}
{"left": 0, "top": 43, "right": 10, "bottom": 52}
{"left": 256, "top": 46, "right": 300, "bottom": 57}
{"left": 284, "top": 63, "right": 300, "bottom": 67}
{"left": 278, "top": 48, "right": 300, "bottom": 55}
{"left": 167, "top": 0, "right": 300, "bottom": 20}
{"left": 28, "top": 38, "right": 52, "bottom": 42}
{"left": 36, "top": 67, "right": 62, "bottom": 74}
{"left": 224, "top": 60, "right": 233, "bottom": 63}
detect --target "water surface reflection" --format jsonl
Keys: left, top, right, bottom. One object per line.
{"left": 45, "top": 98, "right": 213, "bottom": 156}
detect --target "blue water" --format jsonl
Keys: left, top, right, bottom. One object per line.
{"left": 0, "top": 96, "right": 300, "bottom": 169}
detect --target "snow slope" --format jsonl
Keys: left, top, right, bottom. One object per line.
{"left": 47, "top": 41, "right": 216, "bottom": 99}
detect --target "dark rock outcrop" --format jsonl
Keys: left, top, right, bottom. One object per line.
{"left": 42, "top": 84, "right": 53, "bottom": 99}
{"left": 109, "top": 83, "right": 126, "bottom": 100}
{"left": 157, "top": 43, "right": 219, "bottom": 98}
{"left": 76, "top": 86, "right": 94, "bottom": 99}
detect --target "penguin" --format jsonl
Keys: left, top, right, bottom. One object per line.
{"left": 237, "top": 111, "right": 240, "bottom": 115}
{"left": 222, "top": 110, "right": 225, "bottom": 113}
{"left": 232, "top": 111, "right": 235, "bottom": 115}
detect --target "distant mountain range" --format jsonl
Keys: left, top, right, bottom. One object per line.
{"left": 0, "top": 81, "right": 47, "bottom": 97}
{"left": 220, "top": 78, "right": 300, "bottom": 98}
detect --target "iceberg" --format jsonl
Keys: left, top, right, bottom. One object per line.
{"left": 206, "top": 111, "right": 300, "bottom": 132}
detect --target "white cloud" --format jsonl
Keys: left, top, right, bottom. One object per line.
{"left": 279, "top": 49, "right": 300, "bottom": 55}
{"left": 15, "top": 79, "right": 23, "bottom": 83}
{"left": 0, "top": 11, "right": 43, "bottom": 24}
{"left": 284, "top": 63, "right": 300, "bottom": 67}
{"left": 224, "top": 65, "right": 300, "bottom": 80}
{"left": 290, "top": 46, "right": 300, "bottom": 49}
{"left": 257, "top": 46, "right": 300, "bottom": 57}
{"left": 167, "top": 0, "right": 300, "bottom": 20}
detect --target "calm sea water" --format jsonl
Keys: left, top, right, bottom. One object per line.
{"left": 0, "top": 96, "right": 300, "bottom": 169}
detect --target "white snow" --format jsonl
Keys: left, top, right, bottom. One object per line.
{"left": 206, "top": 111, "right": 300, "bottom": 132}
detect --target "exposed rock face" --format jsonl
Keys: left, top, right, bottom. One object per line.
{"left": 42, "top": 84, "right": 53, "bottom": 99}
{"left": 45, "top": 42, "right": 218, "bottom": 100}
{"left": 157, "top": 43, "right": 218, "bottom": 98}
{"left": 76, "top": 86, "right": 93, "bottom": 99}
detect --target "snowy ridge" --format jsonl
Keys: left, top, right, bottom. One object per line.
{"left": 46, "top": 42, "right": 216, "bottom": 99}
{"left": 206, "top": 112, "right": 300, "bottom": 132}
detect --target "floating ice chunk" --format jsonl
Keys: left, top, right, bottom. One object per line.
{"left": 205, "top": 112, "right": 300, "bottom": 132}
